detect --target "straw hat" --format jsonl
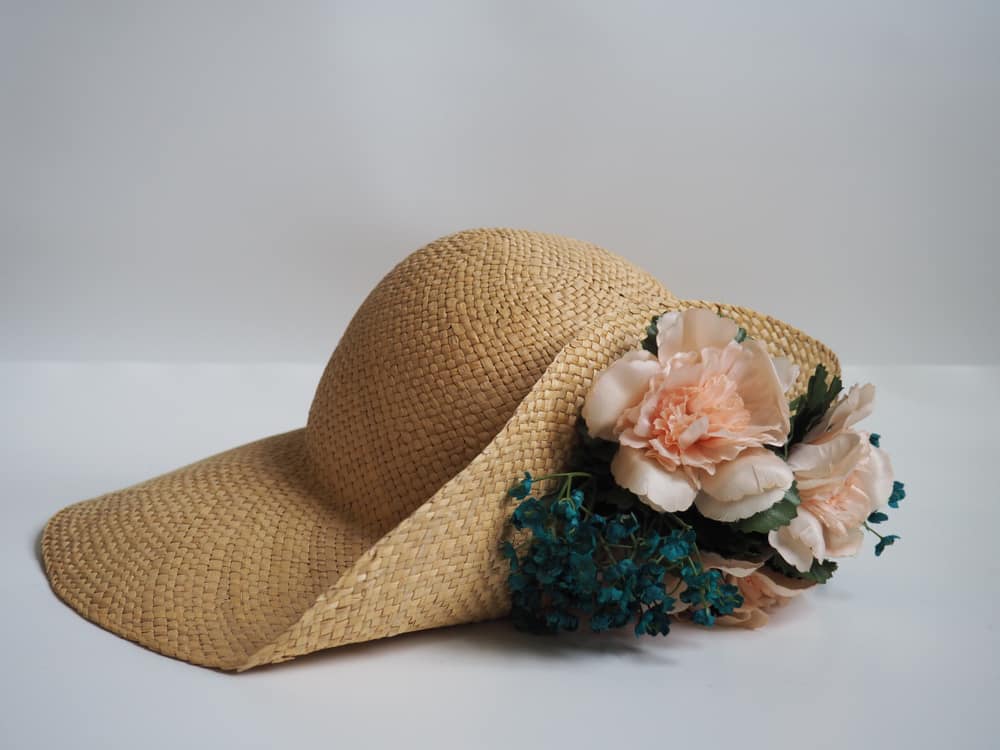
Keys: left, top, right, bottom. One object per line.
{"left": 42, "top": 228, "right": 838, "bottom": 670}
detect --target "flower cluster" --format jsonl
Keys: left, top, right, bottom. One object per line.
{"left": 502, "top": 472, "right": 743, "bottom": 635}
{"left": 503, "top": 308, "right": 905, "bottom": 637}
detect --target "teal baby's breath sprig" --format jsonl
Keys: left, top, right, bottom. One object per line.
{"left": 861, "top": 433, "right": 905, "bottom": 557}
{"left": 501, "top": 471, "right": 743, "bottom": 637}
{"left": 864, "top": 474, "right": 906, "bottom": 557}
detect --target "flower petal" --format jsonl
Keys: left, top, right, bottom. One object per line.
{"left": 787, "top": 431, "right": 865, "bottom": 490}
{"left": 699, "top": 448, "right": 794, "bottom": 503}
{"left": 656, "top": 308, "right": 738, "bottom": 364}
{"left": 755, "top": 568, "right": 815, "bottom": 597}
{"left": 696, "top": 486, "right": 788, "bottom": 522}
{"left": 581, "top": 350, "right": 660, "bottom": 441}
{"left": 825, "top": 525, "right": 865, "bottom": 558}
{"left": 769, "top": 510, "right": 826, "bottom": 572}
{"left": 859, "top": 441, "right": 894, "bottom": 512}
{"left": 610, "top": 445, "right": 698, "bottom": 512}
{"left": 697, "top": 551, "right": 762, "bottom": 578}
{"left": 719, "top": 609, "right": 770, "bottom": 629}
{"left": 805, "top": 383, "right": 876, "bottom": 442}
{"left": 727, "top": 339, "right": 791, "bottom": 444}
{"left": 772, "top": 356, "right": 800, "bottom": 394}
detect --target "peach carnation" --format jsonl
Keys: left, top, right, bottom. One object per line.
{"left": 769, "top": 386, "right": 894, "bottom": 572}
{"left": 582, "top": 308, "right": 797, "bottom": 517}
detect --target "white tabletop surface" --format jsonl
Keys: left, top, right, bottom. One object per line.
{"left": 2, "top": 362, "right": 996, "bottom": 749}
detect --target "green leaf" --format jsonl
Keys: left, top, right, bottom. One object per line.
{"left": 766, "top": 555, "right": 838, "bottom": 584}
{"left": 570, "top": 419, "right": 617, "bottom": 467}
{"left": 734, "top": 326, "right": 747, "bottom": 343}
{"left": 569, "top": 420, "right": 641, "bottom": 513}
{"left": 732, "top": 484, "right": 801, "bottom": 534}
{"left": 786, "top": 364, "right": 843, "bottom": 448}
{"left": 601, "top": 485, "right": 641, "bottom": 511}
{"left": 640, "top": 315, "right": 660, "bottom": 355}
{"left": 675, "top": 511, "right": 771, "bottom": 562}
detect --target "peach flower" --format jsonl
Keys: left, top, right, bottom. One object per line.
{"left": 769, "top": 386, "right": 894, "bottom": 572}
{"left": 803, "top": 383, "right": 875, "bottom": 444}
{"left": 582, "top": 308, "right": 797, "bottom": 517}
{"left": 674, "top": 552, "right": 814, "bottom": 628}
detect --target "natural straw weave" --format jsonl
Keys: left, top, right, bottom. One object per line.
{"left": 42, "top": 228, "right": 839, "bottom": 670}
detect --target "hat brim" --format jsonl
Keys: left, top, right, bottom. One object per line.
{"left": 42, "top": 301, "right": 838, "bottom": 671}
{"left": 42, "top": 428, "right": 379, "bottom": 669}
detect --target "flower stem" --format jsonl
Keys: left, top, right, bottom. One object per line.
{"left": 666, "top": 512, "right": 692, "bottom": 530}
{"left": 533, "top": 472, "right": 593, "bottom": 483}
{"left": 863, "top": 522, "right": 886, "bottom": 540}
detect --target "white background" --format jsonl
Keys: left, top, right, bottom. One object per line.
{"left": 2, "top": 3, "right": 999, "bottom": 749}
{"left": 2, "top": 1, "right": 998, "bottom": 364}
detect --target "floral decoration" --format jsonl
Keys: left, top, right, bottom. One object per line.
{"left": 502, "top": 308, "right": 905, "bottom": 636}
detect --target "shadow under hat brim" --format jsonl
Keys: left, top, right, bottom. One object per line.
{"left": 41, "top": 428, "right": 376, "bottom": 670}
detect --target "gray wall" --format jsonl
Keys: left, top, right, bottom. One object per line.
{"left": 3, "top": 1, "right": 997, "bottom": 363}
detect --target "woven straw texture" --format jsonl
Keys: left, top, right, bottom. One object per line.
{"left": 42, "top": 228, "right": 839, "bottom": 670}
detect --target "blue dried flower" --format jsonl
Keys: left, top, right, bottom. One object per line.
{"left": 634, "top": 605, "right": 672, "bottom": 636}
{"left": 641, "top": 531, "right": 662, "bottom": 555}
{"left": 500, "top": 540, "right": 518, "bottom": 564}
{"left": 545, "top": 611, "right": 579, "bottom": 632}
{"left": 553, "top": 498, "right": 580, "bottom": 528}
{"left": 616, "top": 558, "right": 638, "bottom": 578}
{"left": 509, "top": 573, "right": 530, "bottom": 592}
{"left": 508, "top": 472, "right": 533, "bottom": 499}
{"left": 605, "top": 519, "right": 629, "bottom": 543}
{"left": 875, "top": 534, "right": 900, "bottom": 556}
{"left": 661, "top": 529, "right": 695, "bottom": 562}
{"left": 504, "top": 471, "right": 747, "bottom": 640}
{"left": 692, "top": 608, "right": 716, "bottom": 627}
{"left": 638, "top": 583, "right": 665, "bottom": 605}
{"left": 888, "top": 481, "right": 906, "bottom": 509}
{"left": 510, "top": 497, "right": 545, "bottom": 531}
{"left": 708, "top": 581, "right": 743, "bottom": 616}
{"left": 591, "top": 613, "right": 613, "bottom": 632}
{"left": 641, "top": 562, "right": 666, "bottom": 580}
{"left": 598, "top": 586, "right": 625, "bottom": 604}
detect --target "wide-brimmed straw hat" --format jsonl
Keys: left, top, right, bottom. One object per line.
{"left": 42, "top": 228, "right": 839, "bottom": 670}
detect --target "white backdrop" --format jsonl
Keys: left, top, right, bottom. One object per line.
{"left": 0, "top": 0, "right": 1000, "bottom": 363}
{"left": 3, "top": 2, "right": 997, "bottom": 364}
{"left": 3, "top": 1, "right": 997, "bottom": 365}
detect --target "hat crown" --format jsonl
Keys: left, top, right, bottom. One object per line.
{"left": 305, "top": 228, "right": 671, "bottom": 530}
